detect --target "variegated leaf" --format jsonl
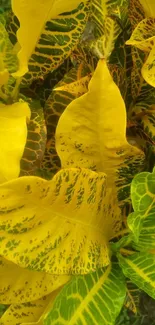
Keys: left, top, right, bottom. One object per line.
{"left": 0, "top": 256, "right": 69, "bottom": 304}
{"left": 0, "top": 168, "right": 121, "bottom": 274}
{"left": 56, "top": 59, "right": 145, "bottom": 207}
{"left": 118, "top": 252, "right": 155, "bottom": 299}
{"left": 44, "top": 263, "right": 126, "bottom": 325}
{"left": 12, "top": 1, "right": 90, "bottom": 83}
{"left": 128, "top": 0, "right": 145, "bottom": 30}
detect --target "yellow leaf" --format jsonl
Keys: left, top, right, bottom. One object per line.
{"left": 0, "top": 69, "right": 9, "bottom": 86}
{"left": 139, "top": 0, "right": 155, "bottom": 17}
{"left": 0, "top": 101, "right": 31, "bottom": 183}
{"left": 0, "top": 256, "right": 70, "bottom": 304}
{"left": 0, "top": 168, "right": 121, "bottom": 274}
{"left": 126, "top": 18, "right": 155, "bottom": 51}
{"left": 56, "top": 59, "right": 144, "bottom": 192}
{"left": 12, "top": 0, "right": 88, "bottom": 77}
{"left": 0, "top": 291, "right": 58, "bottom": 325}
{"left": 54, "top": 74, "right": 91, "bottom": 96}
{"left": 142, "top": 44, "right": 155, "bottom": 86}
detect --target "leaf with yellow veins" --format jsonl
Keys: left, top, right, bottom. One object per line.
{"left": 0, "top": 101, "right": 31, "bottom": 184}
{"left": 0, "top": 168, "right": 121, "bottom": 274}
{"left": 0, "top": 291, "right": 59, "bottom": 325}
{"left": 139, "top": 0, "right": 155, "bottom": 17}
{"left": 142, "top": 45, "right": 155, "bottom": 86}
{"left": 11, "top": 0, "right": 89, "bottom": 79}
{"left": 56, "top": 59, "right": 145, "bottom": 204}
{"left": 126, "top": 18, "right": 155, "bottom": 52}
{"left": 0, "top": 256, "right": 70, "bottom": 304}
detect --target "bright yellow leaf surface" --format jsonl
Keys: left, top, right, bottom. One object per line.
{"left": 126, "top": 18, "right": 155, "bottom": 51}
{"left": 0, "top": 291, "right": 59, "bottom": 325}
{"left": 0, "top": 256, "right": 70, "bottom": 304}
{"left": 139, "top": 0, "right": 155, "bottom": 17}
{"left": 12, "top": 0, "right": 88, "bottom": 77}
{"left": 56, "top": 60, "right": 144, "bottom": 190}
{"left": 54, "top": 74, "right": 91, "bottom": 96}
{"left": 0, "top": 101, "right": 30, "bottom": 183}
{"left": 0, "top": 168, "right": 121, "bottom": 274}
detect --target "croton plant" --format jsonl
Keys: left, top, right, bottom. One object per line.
{"left": 0, "top": 0, "right": 154, "bottom": 324}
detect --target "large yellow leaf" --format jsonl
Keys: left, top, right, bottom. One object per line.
{"left": 126, "top": 18, "right": 155, "bottom": 51}
{"left": 56, "top": 60, "right": 145, "bottom": 203}
{"left": 142, "top": 45, "right": 155, "bottom": 86}
{"left": 12, "top": 0, "right": 88, "bottom": 78}
{"left": 0, "top": 101, "right": 30, "bottom": 183}
{"left": 0, "top": 257, "right": 69, "bottom": 304}
{"left": 139, "top": 0, "right": 155, "bottom": 17}
{"left": 0, "top": 168, "right": 121, "bottom": 274}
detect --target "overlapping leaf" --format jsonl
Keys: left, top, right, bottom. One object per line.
{"left": 139, "top": 0, "right": 155, "bottom": 17}
{"left": 0, "top": 256, "right": 70, "bottom": 304}
{"left": 44, "top": 263, "right": 126, "bottom": 325}
{"left": 0, "top": 168, "right": 121, "bottom": 274}
{"left": 0, "top": 291, "right": 58, "bottom": 325}
{"left": 128, "top": 169, "right": 155, "bottom": 249}
{"left": 12, "top": 0, "right": 89, "bottom": 82}
{"left": 118, "top": 252, "right": 155, "bottom": 299}
{"left": 56, "top": 59, "right": 145, "bottom": 206}
{"left": 0, "top": 101, "right": 30, "bottom": 183}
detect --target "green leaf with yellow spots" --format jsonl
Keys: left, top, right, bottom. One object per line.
{"left": 43, "top": 263, "right": 126, "bottom": 325}
{"left": 0, "top": 256, "right": 70, "bottom": 304}
{"left": 56, "top": 59, "right": 145, "bottom": 206}
{"left": 127, "top": 169, "right": 155, "bottom": 249}
{"left": 0, "top": 101, "right": 30, "bottom": 184}
{"left": 0, "top": 168, "right": 121, "bottom": 274}
{"left": 12, "top": 0, "right": 90, "bottom": 83}
{"left": 20, "top": 100, "right": 47, "bottom": 176}
{"left": 0, "top": 291, "right": 59, "bottom": 325}
{"left": 118, "top": 252, "right": 155, "bottom": 299}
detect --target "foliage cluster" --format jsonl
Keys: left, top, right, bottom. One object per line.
{"left": 0, "top": 0, "right": 154, "bottom": 324}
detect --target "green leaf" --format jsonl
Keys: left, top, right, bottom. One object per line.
{"left": 0, "top": 256, "right": 70, "bottom": 304}
{"left": 0, "top": 168, "right": 121, "bottom": 274}
{"left": 118, "top": 252, "right": 155, "bottom": 300}
{"left": 44, "top": 263, "right": 126, "bottom": 325}
{"left": 128, "top": 169, "right": 155, "bottom": 249}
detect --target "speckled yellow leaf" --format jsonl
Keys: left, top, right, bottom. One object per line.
{"left": 54, "top": 74, "right": 91, "bottom": 96}
{"left": 139, "top": 0, "right": 155, "bottom": 17}
{"left": 126, "top": 18, "right": 155, "bottom": 51}
{"left": 0, "top": 257, "right": 70, "bottom": 304}
{"left": 0, "top": 291, "right": 59, "bottom": 325}
{"left": 12, "top": 0, "right": 88, "bottom": 77}
{"left": 0, "top": 168, "right": 121, "bottom": 274}
{"left": 0, "top": 101, "right": 31, "bottom": 184}
{"left": 56, "top": 60, "right": 145, "bottom": 204}
{"left": 142, "top": 45, "right": 155, "bottom": 86}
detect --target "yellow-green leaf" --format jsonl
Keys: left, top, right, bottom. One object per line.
{"left": 126, "top": 18, "right": 155, "bottom": 51}
{"left": 0, "top": 69, "right": 9, "bottom": 86}
{"left": 0, "top": 256, "right": 70, "bottom": 304}
{"left": 43, "top": 263, "right": 126, "bottom": 325}
{"left": 0, "top": 21, "right": 18, "bottom": 74}
{"left": 0, "top": 291, "right": 58, "bottom": 325}
{"left": 56, "top": 59, "right": 145, "bottom": 204}
{"left": 54, "top": 74, "right": 91, "bottom": 96}
{"left": 118, "top": 252, "right": 155, "bottom": 299}
{"left": 139, "top": 0, "right": 155, "bottom": 17}
{"left": 0, "top": 168, "right": 121, "bottom": 274}
{"left": 0, "top": 101, "right": 30, "bottom": 184}
{"left": 12, "top": 0, "right": 89, "bottom": 79}
{"left": 129, "top": 0, "right": 145, "bottom": 30}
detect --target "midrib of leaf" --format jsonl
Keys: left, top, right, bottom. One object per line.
{"left": 125, "top": 258, "right": 155, "bottom": 287}
{"left": 67, "top": 264, "right": 111, "bottom": 324}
